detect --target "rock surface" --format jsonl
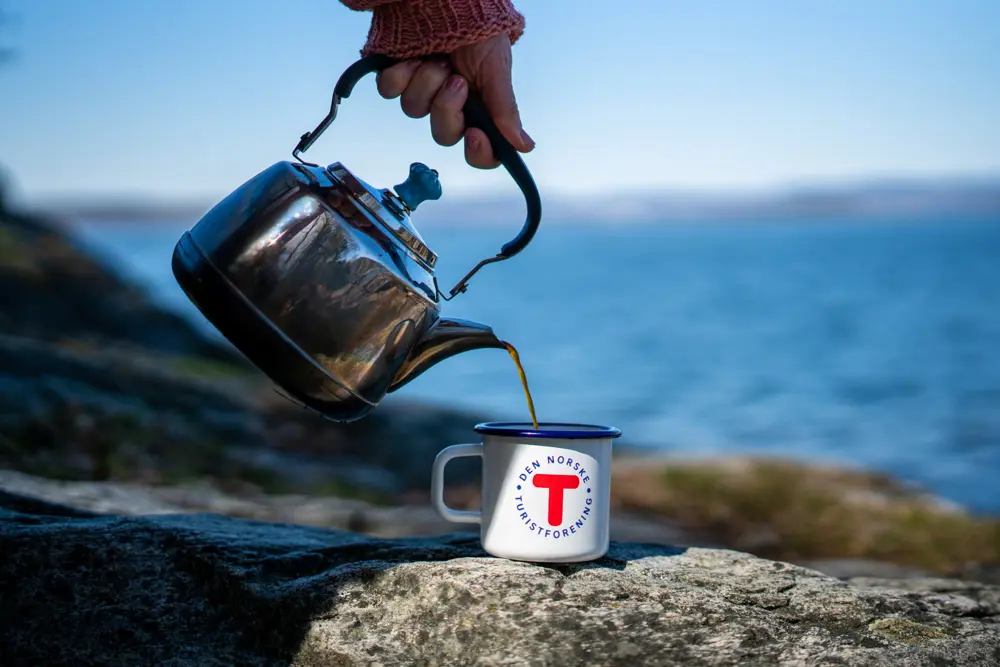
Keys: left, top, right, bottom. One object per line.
{"left": 2, "top": 491, "right": 998, "bottom": 666}
{"left": 5, "top": 467, "right": 983, "bottom": 584}
{"left": 0, "top": 467, "right": 690, "bottom": 544}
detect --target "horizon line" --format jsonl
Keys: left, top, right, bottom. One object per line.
{"left": 11, "top": 168, "right": 1000, "bottom": 210}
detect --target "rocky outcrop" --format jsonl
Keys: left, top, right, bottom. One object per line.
{"left": 0, "top": 208, "right": 513, "bottom": 496}
{"left": 0, "top": 332, "right": 490, "bottom": 499}
{"left": 2, "top": 208, "right": 1000, "bottom": 584}
{"left": 610, "top": 457, "right": 1000, "bottom": 581}
{"left": 0, "top": 209, "right": 240, "bottom": 363}
{"left": 1, "top": 490, "right": 998, "bottom": 667}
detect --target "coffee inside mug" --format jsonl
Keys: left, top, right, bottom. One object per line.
{"left": 473, "top": 422, "right": 623, "bottom": 438}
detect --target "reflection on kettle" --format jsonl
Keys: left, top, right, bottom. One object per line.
{"left": 170, "top": 55, "right": 542, "bottom": 422}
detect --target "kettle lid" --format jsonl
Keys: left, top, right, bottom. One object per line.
{"left": 327, "top": 162, "right": 440, "bottom": 269}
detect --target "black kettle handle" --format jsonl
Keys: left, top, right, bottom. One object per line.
{"left": 294, "top": 54, "right": 542, "bottom": 297}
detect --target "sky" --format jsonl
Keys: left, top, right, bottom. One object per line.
{"left": 0, "top": 0, "right": 998, "bottom": 204}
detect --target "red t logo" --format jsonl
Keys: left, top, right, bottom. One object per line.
{"left": 532, "top": 474, "right": 580, "bottom": 526}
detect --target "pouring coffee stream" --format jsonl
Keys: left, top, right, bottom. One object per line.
{"left": 171, "top": 54, "right": 544, "bottom": 423}
{"left": 502, "top": 341, "right": 540, "bottom": 430}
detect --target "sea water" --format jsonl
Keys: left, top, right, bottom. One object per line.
{"left": 69, "top": 218, "right": 1000, "bottom": 512}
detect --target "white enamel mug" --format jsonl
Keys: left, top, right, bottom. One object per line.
{"left": 431, "top": 422, "right": 621, "bottom": 563}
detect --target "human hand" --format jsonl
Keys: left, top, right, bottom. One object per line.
{"left": 375, "top": 33, "right": 534, "bottom": 169}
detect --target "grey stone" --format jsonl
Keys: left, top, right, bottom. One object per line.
{"left": 798, "top": 559, "right": 933, "bottom": 581}
{"left": 1, "top": 490, "right": 998, "bottom": 666}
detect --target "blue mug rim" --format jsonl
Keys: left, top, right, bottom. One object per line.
{"left": 474, "top": 422, "right": 622, "bottom": 440}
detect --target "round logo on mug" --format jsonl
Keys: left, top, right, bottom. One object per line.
{"left": 512, "top": 451, "right": 596, "bottom": 540}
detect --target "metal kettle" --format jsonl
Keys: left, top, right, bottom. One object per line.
{"left": 171, "top": 55, "right": 542, "bottom": 422}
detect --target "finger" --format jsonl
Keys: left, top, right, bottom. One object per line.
{"left": 376, "top": 60, "right": 421, "bottom": 99}
{"left": 464, "top": 128, "right": 501, "bottom": 170}
{"left": 400, "top": 61, "right": 450, "bottom": 119}
{"left": 480, "top": 63, "right": 534, "bottom": 153}
{"left": 430, "top": 75, "right": 468, "bottom": 147}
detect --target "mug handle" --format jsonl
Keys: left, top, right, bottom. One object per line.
{"left": 431, "top": 443, "right": 483, "bottom": 524}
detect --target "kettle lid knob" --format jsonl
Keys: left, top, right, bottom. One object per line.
{"left": 393, "top": 163, "right": 442, "bottom": 211}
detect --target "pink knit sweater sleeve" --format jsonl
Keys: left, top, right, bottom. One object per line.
{"left": 340, "top": 0, "right": 525, "bottom": 59}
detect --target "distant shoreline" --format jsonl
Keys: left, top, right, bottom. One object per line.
{"left": 28, "top": 175, "right": 1000, "bottom": 226}
{"left": 57, "top": 212, "right": 1000, "bottom": 228}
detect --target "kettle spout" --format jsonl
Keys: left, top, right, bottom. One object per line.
{"left": 388, "top": 317, "right": 507, "bottom": 393}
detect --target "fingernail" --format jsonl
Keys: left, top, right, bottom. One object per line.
{"left": 520, "top": 129, "right": 535, "bottom": 149}
{"left": 467, "top": 133, "right": 480, "bottom": 149}
{"left": 447, "top": 75, "right": 465, "bottom": 92}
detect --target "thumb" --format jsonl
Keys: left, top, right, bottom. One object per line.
{"left": 479, "top": 62, "right": 534, "bottom": 154}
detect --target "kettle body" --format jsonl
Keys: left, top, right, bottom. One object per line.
{"left": 173, "top": 160, "right": 506, "bottom": 421}
{"left": 172, "top": 54, "right": 541, "bottom": 422}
